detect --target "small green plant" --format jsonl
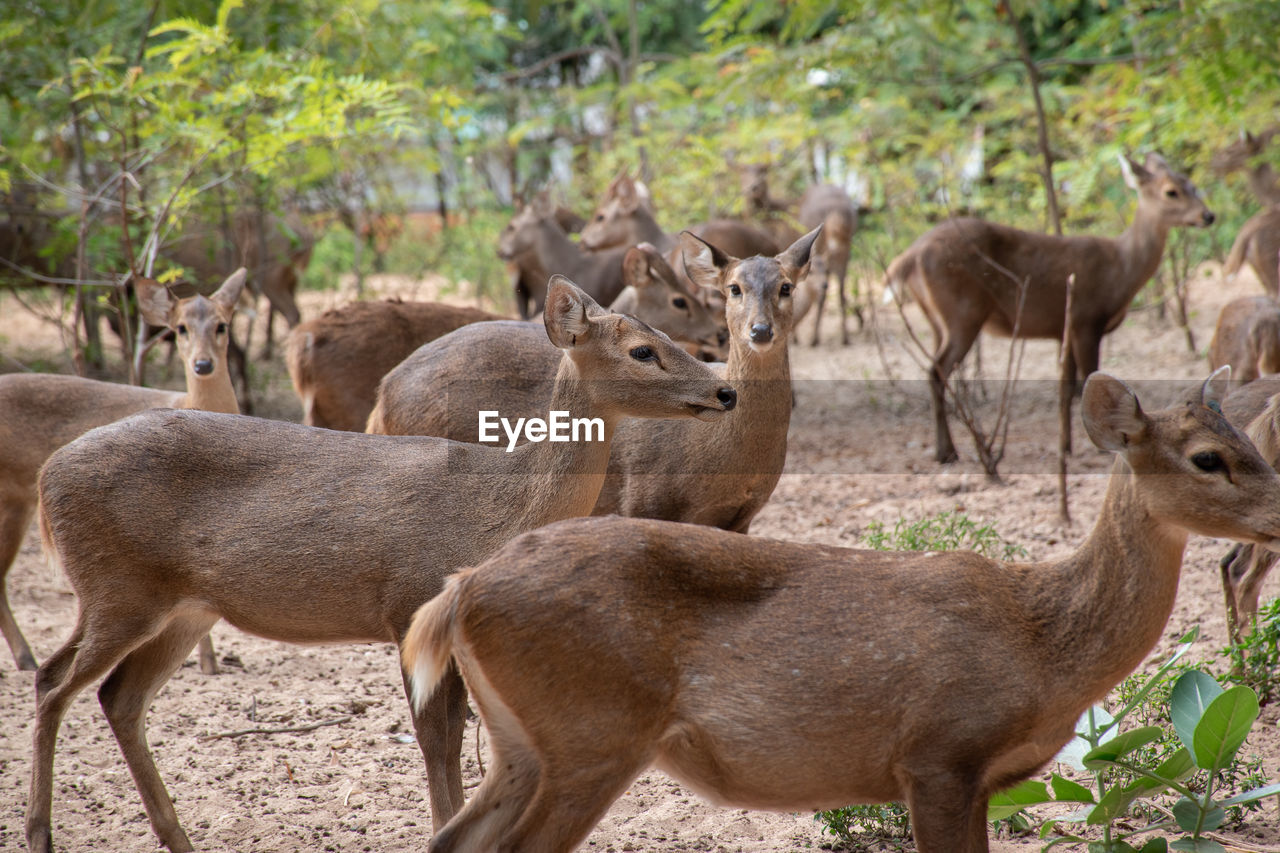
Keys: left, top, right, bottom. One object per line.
{"left": 989, "top": 628, "right": 1280, "bottom": 852}
{"left": 1224, "top": 597, "right": 1280, "bottom": 706}
{"left": 859, "top": 510, "right": 1027, "bottom": 561}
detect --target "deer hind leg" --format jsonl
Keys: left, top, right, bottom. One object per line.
{"left": 0, "top": 490, "right": 36, "bottom": 670}
{"left": 428, "top": 732, "right": 542, "bottom": 853}
{"left": 809, "top": 273, "right": 829, "bottom": 347}
{"left": 1221, "top": 543, "right": 1248, "bottom": 643}
{"left": 98, "top": 611, "right": 219, "bottom": 853}
{"left": 27, "top": 606, "right": 172, "bottom": 853}
{"left": 403, "top": 661, "right": 469, "bottom": 829}
{"left": 1236, "top": 548, "right": 1278, "bottom": 638}
{"left": 928, "top": 323, "right": 982, "bottom": 464}
{"left": 196, "top": 633, "right": 219, "bottom": 675}
{"left": 903, "top": 770, "right": 989, "bottom": 853}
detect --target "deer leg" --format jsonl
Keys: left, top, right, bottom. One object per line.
{"left": 428, "top": 733, "right": 543, "bottom": 853}
{"left": 28, "top": 608, "right": 169, "bottom": 853}
{"left": 809, "top": 278, "right": 829, "bottom": 347}
{"left": 98, "top": 613, "right": 219, "bottom": 853}
{"left": 0, "top": 491, "right": 36, "bottom": 670}
{"left": 833, "top": 269, "right": 850, "bottom": 345}
{"left": 904, "top": 771, "right": 988, "bottom": 853}
{"left": 929, "top": 326, "right": 981, "bottom": 464}
{"left": 403, "top": 661, "right": 468, "bottom": 829}
{"left": 1069, "top": 325, "right": 1103, "bottom": 393}
{"left": 196, "top": 633, "right": 219, "bottom": 675}
{"left": 1236, "top": 548, "right": 1278, "bottom": 639}
{"left": 1220, "top": 544, "right": 1247, "bottom": 643}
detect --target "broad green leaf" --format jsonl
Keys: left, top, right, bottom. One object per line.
{"left": 1191, "top": 685, "right": 1259, "bottom": 771}
{"left": 1050, "top": 774, "right": 1095, "bottom": 803}
{"left": 1082, "top": 726, "right": 1163, "bottom": 769}
{"left": 1220, "top": 781, "right": 1280, "bottom": 805}
{"left": 987, "top": 779, "right": 1050, "bottom": 821}
{"left": 1169, "top": 839, "right": 1226, "bottom": 853}
{"left": 1170, "top": 671, "right": 1223, "bottom": 762}
{"left": 1171, "top": 797, "right": 1203, "bottom": 833}
{"left": 1138, "top": 840, "right": 1168, "bottom": 853}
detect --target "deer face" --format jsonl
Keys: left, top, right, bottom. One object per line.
{"left": 1124, "top": 153, "right": 1215, "bottom": 228}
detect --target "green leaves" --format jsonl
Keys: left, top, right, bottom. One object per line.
{"left": 1169, "top": 671, "right": 1259, "bottom": 771}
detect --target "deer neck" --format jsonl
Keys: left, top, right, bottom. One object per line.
{"left": 1035, "top": 457, "right": 1187, "bottom": 703}
{"left": 715, "top": 334, "right": 792, "bottom": 452}
{"left": 1246, "top": 165, "right": 1280, "bottom": 207}
{"left": 631, "top": 208, "right": 674, "bottom": 253}
{"left": 498, "top": 356, "right": 619, "bottom": 530}
{"left": 178, "top": 365, "right": 240, "bottom": 415}
{"left": 534, "top": 221, "right": 585, "bottom": 277}
{"left": 1113, "top": 202, "right": 1171, "bottom": 303}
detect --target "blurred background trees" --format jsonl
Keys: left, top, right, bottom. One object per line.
{"left": 3, "top": 0, "right": 1279, "bottom": 338}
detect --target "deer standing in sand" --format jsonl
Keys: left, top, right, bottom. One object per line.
{"left": 402, "top": 369, "right": 1280, "bottom": 853}
{"left": 1213, "top": 128, "right": 1280, "bottom": 296}
{"left": 885, "top": 153, "right": 1215, "bottom": 463}
{"left": 0, "top": 269, "right": 245, "bottom": 674}
{"left": 26, "top": 277, "right": 736, "bottom": 853}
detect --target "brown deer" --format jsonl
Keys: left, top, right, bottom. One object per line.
{"left": 739, "top": 162, "right": 801, "bottom": 247}
{"left": 1213, "top": 128, "right": 1280, "bottom": 296}
{"left": 286, "top": 300, "right": 506, "bottom": 432}
{"left": 26, "top": 277, "right": 736, "bottom": 853}
{"left": 288, "top": 245, "right": 722, "bottom": 433}
{"left": 498, "top": 194, "right": 630, "bottom": 306}
{"left": 1208, "top": 294, "right": 1280, "bottom": 387}
{"left": 885, "top": 152, "right": 1215, "bottom": 463}
{"left": 1219, "top": 391, "right": 1280, "bottom": 641}
{"left": 797, "top": 184, "right": 859, "bottom": 346}
{"left": 0, "top": 269, "right": 245, "bottom": 674}
{"left": 402, "top": 369, "right": 1280, "bottom": 853}
{"left": 370, "top": 228, "right": 818, "bottom": 532}
{"left": 579, "top": 173, "right": 780, "bottom": 260}
{"left": 506, "top": 204, "right": 587, "bottom": 319}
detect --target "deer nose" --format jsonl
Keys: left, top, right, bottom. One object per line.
{"left": 1202, "top": 211, "right": 1216, "bottom": 225}
{"left": 193, "top": 359, "right": 214, "bottom": 376}
{"left": 749, "top": 323, "right": 773, "bottom": 344}
{"left": 716, "top": 387, "right": 737, "bottom": 411}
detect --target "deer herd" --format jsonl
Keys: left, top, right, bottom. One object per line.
{"left": 6, "top": 132, "right": 1280, "bottom": 853}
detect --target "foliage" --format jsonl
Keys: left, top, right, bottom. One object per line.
{"left": 989, "top": 629, "right": 1278, "bottom": 851}
{"left": 1224, "top": 597, "right": 1280, "bottom": 707}
{"left": 859, "top": 509, "right": 1028, "bottom": 561}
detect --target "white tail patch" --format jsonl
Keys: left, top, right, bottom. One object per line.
{"left": 401, "top": 577, "right": 464, "bottom": 712}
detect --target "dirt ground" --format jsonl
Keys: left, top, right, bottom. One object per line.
{"left": 2, "top": 263, "right": 1279, "bottom": 852}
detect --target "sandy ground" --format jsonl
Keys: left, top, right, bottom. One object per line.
{"left": 2, "top": 263, "right": 1279, "bottom": 852}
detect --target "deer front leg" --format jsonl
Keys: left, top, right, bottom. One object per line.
{"left": 0, "top": 491, "right": 37, "bottom": 670}
{"left": 903, "top": 769, "right": 989, "bottom": 853}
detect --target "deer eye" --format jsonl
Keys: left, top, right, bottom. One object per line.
{"left": 779, "top": 282, "right": 792, "bottom": 298}
{"left": 216, "top": 322, "right": 228, "bottom": 334}
{"left": 177, "top": 324, "right": 188, "bottom": 336}
{"left": 595, "top": 214, "right": 605, "bottom": 222}
{"left": 1165, "top": 188, "right": 1179, "bottom": 198}
{"left": 1191, "top": 451, "right": 1225, "bottom": 473}
{"left": 728, "top": 283, "right": 742, "bottom": 297}
{"left": 672, "top": 297, "right": 688, "bottom": 309}
{"left": 630, "top": 345, "right": 657, "bottom": 362}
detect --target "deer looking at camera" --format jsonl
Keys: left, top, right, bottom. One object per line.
{"left": 370, "top": 228, "right": 819, "bottom": 533}
{"left": 0, "top": 269, "right": 245, "bottom": 674}
{"left": 885, "top": 152, "right": 1215, "bottom": 463}
{"left": 403, "top": 368, "right": 1280, "bottom": 853}
{"left": 26, "top": 277, "right": 736, "bottom": 853}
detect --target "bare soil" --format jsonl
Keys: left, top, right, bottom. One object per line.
{"left": 2, "top": 265, "right": 1278, "bottom": 852}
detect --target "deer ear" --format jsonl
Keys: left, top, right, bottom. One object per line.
{"left": 778, "top": 226, "right": 822, "bottom": 280}
{"left": 544, "top": 275, "right": 603, "bottom": 349}
{"left": 1119, "top": 153, "right": 1151, "bottom": 190}
{"left": 210, "top": 267, "right": 248, "bottom": 315}
{"left": 531, "top": 192, "right": 554, "bottom": 218}
{"left": 621, "top": 247, "right": 653, "bottom": 288}
{"left": 1200, "top": 365, "right": 1231, "bottom": 411}
{"left": 1144, "top": 152, "right": 1171, "bottom": 174}
{"left": 135, "top": 275, "right": 177, "bottom": 327}
{"left": 1083, "top": 373, "right": 1148, "bottom": 452}
{"left": 679, "top": 231, "right": 733, "bottom": 292}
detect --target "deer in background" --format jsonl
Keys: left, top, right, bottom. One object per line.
{"left": 885, "top": 152, "right": 1215, "bottom": 463}
{"left": 579, "top": 173, "right": 780, "bottom": 262}
{"left": 505, "top": 203, "right": 587, "bottom": 319}
{"left": 498, "top": 194, "right": 630, "bottom": 306}
{"left": 288, "top": 244, "right": 722, "bottom": 433}
{"left": 0, "top": 269, "right": 245, "bottom": 674}
{"left": 403, "top": 370, "right": 1280, "bottom": 853}
{"left": 26, "top": 278, "right": 736, "bottom": 853}
{"left": 797, "top": 184, "right": 859, "bottom": 346}
{"left": 1208, "top": 294, "right": 1280, "bottom": 387}
{"left": 1213, "top": 128, "right": 1280, "bottom": 296}
{"left": 369, "top": 228, "right": 819, "bottom": 533}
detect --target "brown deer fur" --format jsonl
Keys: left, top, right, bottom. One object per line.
{"left": 885, "top": 153, "right": 1215, "bottom": 463}
{"left": 402, "top": 370, "right": 1280, "bottom": 853}
{"left": 26, "top": 278, "right": 736, "bottom": 853}
{"left": 1208, "top": 295, "right": 1280, "bottom": 387}
{"left": 370, "top": 229, "right": 819, "bottom": 532}
{"left": 0, "top": 270, "right": 245, "bottom": 673}
{"left": 797, "top": 184, "right": 859, "bottom": 346}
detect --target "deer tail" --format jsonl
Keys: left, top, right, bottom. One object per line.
{"left": 285, "top": 331, "right": 317, "bottom": 425}
{"left": 883, "top": 248, "right": 914, "bottom": 306}
{"left": 1224, "top": 231, "right": 1248, "bottom": 279}
{"left": 402, "top": 574, "right": 466, "bottom": 713}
